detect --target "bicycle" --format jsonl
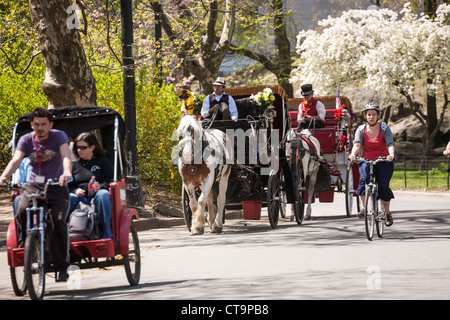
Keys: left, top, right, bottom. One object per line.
{"left": 355, "top": 157, "right": 388, "bottom": 241}
{"left": 4, "top": 179, "right": 61, "bottom": 300}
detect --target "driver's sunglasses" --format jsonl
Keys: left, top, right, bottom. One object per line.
{"left": 76, "top": 145, "right": 89, "bottom": 150}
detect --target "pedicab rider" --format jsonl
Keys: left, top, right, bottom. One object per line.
{"left": 348, "top": 102, "right": 396, "bottom": 226}
{"left": 297, "top": 84, "right": 326, "bottom": 130}
{"left": 0, "top": 107, "right": 72, "bottom": 282}
{"left": 201, "top": 77, "right": 238, "bottom": 121}
{"left": 68, "top": 132, "right": 114, "bottom": 239}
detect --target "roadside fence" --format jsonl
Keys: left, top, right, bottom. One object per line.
{"left": 395, "top": 156, "right": 450, "bottom": 190}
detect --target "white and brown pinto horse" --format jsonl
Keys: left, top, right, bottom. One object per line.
{"left": 289, "top": 129, "right": 324, "bottom": 220}
{"left": 177, "top": 115, "right": 232, "bottom": 235}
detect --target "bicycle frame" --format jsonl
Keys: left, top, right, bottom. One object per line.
{"left": 357, "top": 157, "right": 387, "bottom": 240}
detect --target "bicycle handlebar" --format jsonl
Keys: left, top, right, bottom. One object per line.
{"left": 1, "top": 179, "right": 61, "bottom": 194}
{"left": 356, "top": 157, "right": 388, "bottom": 164}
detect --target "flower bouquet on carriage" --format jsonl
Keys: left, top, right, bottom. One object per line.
{"left": 250, "top": 87, "right": 276, "bottom": 114}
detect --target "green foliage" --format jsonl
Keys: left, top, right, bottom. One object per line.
{"left": 0, "top": 67, "right": 47, "bottom": 166}
{"left": 93, "top": 68, "right": 181, "bottom": 191}
{"left": 134, "top": 72, "right": 181, "bottom": 192}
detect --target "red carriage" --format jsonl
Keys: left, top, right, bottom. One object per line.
{"left": 287, "top": 95, "right": 361, "bottom": 217}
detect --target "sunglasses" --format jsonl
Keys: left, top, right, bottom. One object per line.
{"left": 76, "top": 145, "right": 90, "bottom": 150}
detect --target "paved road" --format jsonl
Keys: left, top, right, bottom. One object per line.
{"left": 1, "top": 192, "right": 449, "bottom": 302}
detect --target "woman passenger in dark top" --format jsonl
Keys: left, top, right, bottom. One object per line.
{"left": 68, "top": 132, "right": 113, "bottom": 239}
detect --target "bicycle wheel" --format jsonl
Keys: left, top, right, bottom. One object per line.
{"left": 24, "top": 230, "right": 45, "bottom": 300}
{"left": 364, "top": 188, "right": 376, "bottom": 241}
{"left": 376, "top": 200, "right": 384, "bottom": 238}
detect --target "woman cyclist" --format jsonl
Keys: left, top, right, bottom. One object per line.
{"left": 348, "top": 102, "right": 396, "bottom": 226}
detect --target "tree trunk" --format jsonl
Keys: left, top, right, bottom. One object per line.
{"left": 29, "top": 0, "right": 97, "bottom": 108}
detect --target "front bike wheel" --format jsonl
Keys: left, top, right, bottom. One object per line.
{"left": 24, "top": 230, "right": 45, "bottom": 300}
{"left": 364, "top": 189, "right": 376, "bottom": 241}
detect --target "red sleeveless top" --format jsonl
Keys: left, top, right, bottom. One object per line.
{"left": 361, "top": 125, "right": 389, "bottom": 160}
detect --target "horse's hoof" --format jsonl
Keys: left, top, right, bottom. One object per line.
{"left": 212, "top": 226, "right": 223, "bottom": 234}
{"left": 191, "top": 227, "right": 204, "bottom": 235}
{"left": 304, "top": 215, "right": 311, "bottom": 220}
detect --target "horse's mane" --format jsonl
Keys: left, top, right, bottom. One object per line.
{"left": 177, "top": 115, "right": 203, "bottom": 139}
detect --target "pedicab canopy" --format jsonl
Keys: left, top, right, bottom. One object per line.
{"left": 13, "top": 106, "right": 127, "bottom": 178}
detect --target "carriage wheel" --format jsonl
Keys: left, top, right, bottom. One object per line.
{"left": 345, "top": 164, "right": 360, "bottom": 217}
{"left": 267, "top": 171, "right": 282, "bottom": 228}
{"left": 124, "top": 221, "right": 141, "bottom": 286}
{"left": 182, "top": 187, "right": 193, "bottom": 232}
{"left": 294, "top": 164, "right": 305, "bottom": 225}
{"left": 278, "top": 169, "right": 287, "bottom": 219}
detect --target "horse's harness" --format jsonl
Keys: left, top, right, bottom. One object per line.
{"left": 179, "top": 123, "right": 227, "bottom": 179}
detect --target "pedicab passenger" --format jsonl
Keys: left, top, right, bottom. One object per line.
{"left": 297, "top": 83, "right": 326, "bottom": 130}
{"left": 0, "top": 107, "right": 72, "bottom": 282}
{"left": 348, "top": 102, "right": 396, "bottom": 227}
{"left": 68, "top": 132, "right": 113, "bottom": 239}
{"left": 201, "top": 77, "right": 238, "bottom": 122}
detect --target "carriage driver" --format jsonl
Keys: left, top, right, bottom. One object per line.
{"left": 201, "top": 77, "right": 238, "bottom": 121}
{"left": 297, "top": 84, "right": 326, "bottom": 130}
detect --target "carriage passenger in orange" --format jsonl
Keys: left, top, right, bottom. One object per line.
{"left": 348, "top": 103, "right": 396, "bottom": 226}
{"left": 297, "top": 84, "right": 326, "bottom": 130}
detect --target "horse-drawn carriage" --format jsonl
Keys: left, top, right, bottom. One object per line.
{"left": 287, "top": 95, "right": 361, "bottom": 218}
{"left": 176, "top": 85, "right": 360, "bottom": 234}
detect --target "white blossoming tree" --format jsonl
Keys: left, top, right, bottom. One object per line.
{"left": 290, "top": 3, "right": 450, "bottom": 154}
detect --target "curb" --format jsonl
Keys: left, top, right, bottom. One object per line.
{"left": 134, "top": 210, "right": 243, "bottom": 232}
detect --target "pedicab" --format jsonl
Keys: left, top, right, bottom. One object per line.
{"left": 287, "top": 95, "right": 361, "bottom": 217}
{"left": 5, "top": 106, "right": 140, "bottom": 300}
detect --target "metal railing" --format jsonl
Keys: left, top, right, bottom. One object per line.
{"left": 394, "top": 156, "right": 450, "bottom": 190}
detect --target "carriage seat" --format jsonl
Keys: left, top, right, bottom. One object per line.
{"left": 206, "top": 98, "right": 259, "bottom": 132}
{"left": 288, "top": 110, "right": 337, "bottom": 129}
{"left": 235, "top": 97, "right": 258, "bottom": 119}
{"left": 288, "top": 110, "right": 338, "bottom": 155}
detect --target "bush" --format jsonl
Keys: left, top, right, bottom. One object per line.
{"left": 0, "top": 67, "right": 47, "bottom": 167}
{"left": 94, "top": 68, "right": 181, "bottom": 192}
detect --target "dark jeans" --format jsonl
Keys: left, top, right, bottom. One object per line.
{"left": 17, "top": 184, "right": 70, "bottom": 271}
{"left": 356, "top": 161, "right": 394, "bottom": 202}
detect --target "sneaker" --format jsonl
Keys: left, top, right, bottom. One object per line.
{"left": 358, "top": 209, "right": 365, "bottom": 219}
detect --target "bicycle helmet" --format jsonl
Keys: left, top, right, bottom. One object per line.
{"left": 363, "top": 102, "right": 380, "bottom": 114}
